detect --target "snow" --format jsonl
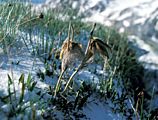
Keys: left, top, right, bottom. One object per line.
{"left": 0, "top": 45, "right": 44, "bottom": 96}
{"left": 129, "top": 35, "right": 158, "bottom": 70}
{"left": 84, "top": 0, "right": 158, "bottom": 23}
{"left": 83, "top": 99, "right": 124, "bottom": 120}
{"left": 117, "top": 12, "right": 132, "bottom": 21}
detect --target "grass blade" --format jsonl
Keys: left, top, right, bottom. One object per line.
{"left": 7, "top": 74, "right": 13, "bottom": 103}
{"left": 18, "top": 73, "right": 25, "bottom": 104}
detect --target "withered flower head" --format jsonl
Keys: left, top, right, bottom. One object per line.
{"left": 60, "top": 22, "right": 84, "bottom": 72}
{"left": 38, "top": 13, "right": 44, "bottom": 19}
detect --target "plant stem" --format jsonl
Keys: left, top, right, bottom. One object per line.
{"left": 62, "top": 23, "right": 96, "bottom": 93}
{"left": 54, "top": 70, "right": 65, "bottom": 98}
{"left": 62, "top": 64, "right": 82, "bottom": 93}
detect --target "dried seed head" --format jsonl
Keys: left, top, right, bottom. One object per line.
{"left": 92, "top": 37, "right": 112, "bottom": 59}
{"left": 61, "top": 41, "right": 84, "bottom": 72}
{"left": 60, "top": 39, "right": 72, "bottom": 60}
{"left": 84, "top": 37, "right": 112, "bottom": 64}
{"left": 60, "top": 22, "right": 84, "bottom": 72}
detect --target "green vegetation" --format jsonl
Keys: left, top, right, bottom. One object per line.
{"left": 0, "top": 1, "right": 157, "bottom": 119}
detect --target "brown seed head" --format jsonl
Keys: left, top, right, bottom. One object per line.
{"left": 60, "top": 40, "right": 84, "bottom": 72}
{"left": 60, "top": 22, "right": 84, "bottom": 72}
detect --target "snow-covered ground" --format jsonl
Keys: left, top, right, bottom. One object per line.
{"left": 83, "top": 99, "right": 124, "bottom": 120}
{"left": 0, "top": 31, "right": 45, "bottom": 95}
{"left": 0, "top": 32, "right": 125, "bottom": 119}
{"left": 0, "top": 51, "right": 124, "bottom": 120}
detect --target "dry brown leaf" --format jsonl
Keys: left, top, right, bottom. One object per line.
{"left": 93, "top": 37, "right": 112, "bottom": 59}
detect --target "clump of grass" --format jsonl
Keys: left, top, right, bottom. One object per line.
{"left": 1, "top": 73, "right": 38, "bottom": 119}
{"left": 93, "top": 27, "right": 152, "bottom": 119}
{"left": 42, "top": 81, "right": 94, "bottom": 119}
{"left": 0, "top": 2, "right": 31, "bottom": 46}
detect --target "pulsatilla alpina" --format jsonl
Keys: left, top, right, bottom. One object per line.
{"left": 54, "top": 23, "right": 112, "bottom": 97}
{"left": 62, "top": 23, "right": 112, "bottom": 93}
{"left": 54, "top": 23, "right": 84, "bottom": 97}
